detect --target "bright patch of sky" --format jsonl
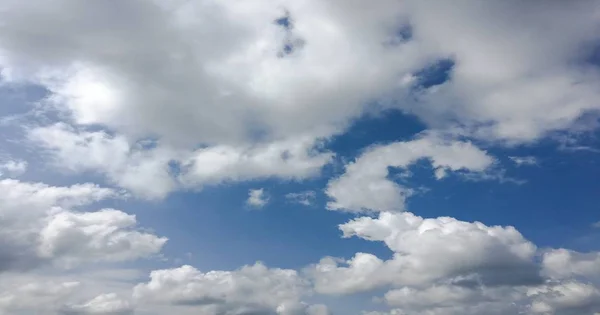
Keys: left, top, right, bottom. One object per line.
{"left": 1, "top": 1, "right": 600, "bottom": 315}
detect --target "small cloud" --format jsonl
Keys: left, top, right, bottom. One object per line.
{"left": 285, "top": 191, "right": 316, "bottom": 206}
{"left": 508, "top": 156, "right": 538, "bottom": 167}
{"left": 246, "top": 188, "right": 269, "bottom": 209}
{"left": 593, "top": 221, "right": 600, "bottom": 228}
{"left": 0, "top": 159, "right": 28, "bottom": 177}
{"left": 434, "top": 168, "right": 447, "bottom": 180}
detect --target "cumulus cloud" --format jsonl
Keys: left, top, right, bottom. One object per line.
{"left": 542, "top": 249, "right": 600, "bottom": 280}
{"left": 0, "top": 159, "right": 27, "bottom": 177}
{"left": 312, "top": 211, "right": 600, "bottom": 314}
{"left": 0, "top": 279, "right": 80, "bottom": 314}
{"left": 247, "top": 188, "right": 269, "bottom": 208}
{"left": 0, "top": 269, "right": 143, "bottom": 315}
{"left": 133, "top": 262, "right": 325, "bottom": 315}
{"left": 0, "top": 0, "right": 598, "bottom": 151}
{"left": 380, "top": 285, "right": 524, "bottom": 315}
{"left": 309, "top": 211, "right": 540, "bottom": 295}
{"left": 0, "top": 179, "right": 166, "bottom": 272}
{"left": 61, "top": 293, "right": 134, "bottom": 315}
{"left": 29, "top": 123, "right": 332, "bottom": 199}
{"left": 528, "top": 281, "right": 600, "bottom": 314}
{"left": 0, "top": 0, "right": 596, "bottom": 202}
{"left": 39, "top": 209, "right": 167, "bottom": 268}
{"left": 326, "top": 133, "right": 495, "bottom": 213}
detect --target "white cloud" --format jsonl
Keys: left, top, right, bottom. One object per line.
{"left": 28, "top": 123, "right": 180, "bottom": 199}
{"left": 29, "top": 123, "right": 333, "bottom": 199}
{"left": 0, "top": 178, "right": 165, "bottom": 272}
{"left": 133, "top": 262, "right": 325, "bottom": 315}
{"left": 61, "top": 293, "right": 134, "bottom": 315}
{"left": 380, "top": 285, "right": 523, "bottom": 315}
{"left": 247, "top": 188, "right": 269, "bottom": 208}
{"left": 39, "top": 209, "right": 168, "bottom": 269}
{"left": 401, "top": 1, "right": 600, "bottom": 143}
{"left": 309, "top": 211, "right": 540, "bottom": 295}
{"left": 593, "top": 221, "right": 600, "bottom": 228}
{"left": 528, "top": 281, "right": 600, "bottom": 314}
{"left": 0, "top": 280, "right": 80, "bottom": 314}
{"left": 326, "top": 133, "right": 495, "bottom": 213}
{"left": 542, "top": 249, "right": 600, "bottom": 280}
{"left": 0, "top": 159, "right": 27, "bottom": 177}
{"left": 179, "top": 136, "right": 333, "bottom": 189}
{"left": 286, "top": 191, "right": 317, "bottom": 206}
{"left": 0, "top": 269, "right": 143, "bottom": 315}
{"left": 0, "top": 0, "right": 597, "bottom": 154}
{"left": 509, "top": 156, "right": 538, "bottom": 167}
{"left": 311, "top": 211, "right": 600, "bottom": 314}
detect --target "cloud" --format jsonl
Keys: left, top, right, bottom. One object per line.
{"left": 542, "top": 249, "right": 600, "bottom": 280}
{"left": 380, "top": 285, "right": 524, "bottom": 315}
{"left": 0, "top": 159, "right": 27, "bottom": 177}
{"left": 133, "top": 262, "right": 325, "bottom": 315}
{"left": 309, "top": 211, "right": 540, "bottom": 295}
{"left": 285, "top": 191, "right": 316, "bottom": 206}
{"left": 0, "top": 178, "right": 165, "bottom": 272}
{"left": 39, "top": 209, "right": 168, "bottom": 268}
{"left": 1, "top": 1, "right": 600, "bottom": 314}
{"left": 61, "top": 293, "right": 134, "bottom": 315}
{"left": 528, "top": 281, "right": 600, "bottom": 314}
{"left": 0, "top": 0, "right": 598, "bottom": 154}
{"left": 0, "top": 269, "right": 143, "bottom": 315}
{"left": 179, "top": 136, "right": 333, "bottom": 189}
{"left": 29, "top": 123, "right": 333, "bottom": 199}
{"left": 0, "top": 279, "right": 80, "bottom": 314}
{"left": 247, "top": 188, "right": 270, "bottom": 208}
{"left": 509, "top": 156, "right": 538, "bottom": 167}
{"left": 326, "top": 133, "right": 495, "bottom": 213}
{"left": 312, "top": 211, "right": 600, "bottom": 314}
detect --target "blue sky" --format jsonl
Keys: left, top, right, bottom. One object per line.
{"left": 1, "top": 1, "right": 600, "bottom": 315}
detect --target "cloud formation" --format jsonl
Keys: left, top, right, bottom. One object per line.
{"left": 0, "top": 179, "right": 165, "bottom": 272}
{"left": 326, "top": 133, "right": 495, "bottom": 213}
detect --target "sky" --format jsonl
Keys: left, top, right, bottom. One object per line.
{"left": 0, "top": 1, "right": 600, "bottom": 315}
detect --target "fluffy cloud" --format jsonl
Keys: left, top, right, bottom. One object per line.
{"left": 0, "top": 178, "right": 166, "bottom": 272}
{"left": 0, "top": 279, "right": 80, "bottom": 314}
{"left": 0, "top": 159, "right": 27, "bottom": 177}
{"left": 1, "top": 0, "right": 598, "bottom": 151}
{"left": 0, "top": 269, "right": 144, "bottom": 315}
{"left": 247, "top": 188, "right": 269, "bottom": 208}
{"left": 326, "top": 133, "right": 495, "bottom": 213}
{"left": 39, "top": 209, "right": 167, "bottom": 268}
{"left": 2, "top": 0, "right": 597, "bottom": 201}
{"left": 28, "top": 123, "right": 178, "bottom": 199}
{"left": 310, "top": 211, "right": 540, "bottom": 295}
{"left": 312, "top": 211, "right": 600, "bottom": 314}
{"left": 528, "top": 281, "right": 600, "bottom": 314}
{"left": 542, "top": 249, "right": 600, "bottom": 280}
{"left": 133, "top": 262, "right": 325, "bottom": 315}
{"left": 61, "top": 293, "right": 134, "bottom": 315}
{"left": 29, "top": 123, "right": 332, "bottom": 199}
{"left": 179, "top": 136, "right": 333, "bottom": 189}
{"left": 380, "top": 285, "right": 524, "bottom": 315}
